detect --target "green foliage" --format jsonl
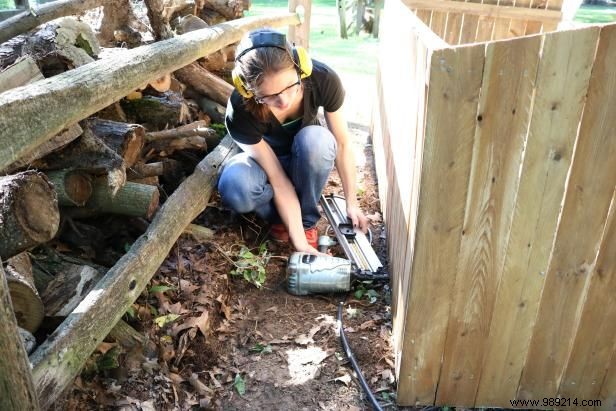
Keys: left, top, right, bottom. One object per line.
{"left": 575, "top": 5, "right": 616, "bottom": 23}
{"left": 210, "top": 123, "right": 227, "bottom": 138}
{"left": 154, "top": 313, "right": 179, "bottom": 327}
{"left": 230, "top": 243, "right": 270, "bottom": 288}
{"left": 149, "top": 284, "right": 175, "bottom": 294}
{"left": 249, "top": 343, "right": 273, "bottom": 354}
{"left": 233, "top": 374, "right": 246, "bottom": 395}
{"left": 354, "top": 281, "right": 379, "bottom": 303}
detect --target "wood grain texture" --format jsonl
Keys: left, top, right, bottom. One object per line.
{"left": 436, "top": 34, "right": 541, "bottom": 405}
{"left": 397, "top": 43, "right": 485, "bottom": 405}
{"left": 475, "top": 26, "right": 600, "bottom": 407}
{"left": 518, "top": 23, "right": 616, "bottom": 400}
{"left": 558, "top": 190, "right": 615, "bottom": 400}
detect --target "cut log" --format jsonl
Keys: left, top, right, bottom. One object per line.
{"left": 98, "top": 0, "right": 141, "bottom": 47}
{"left": 45, "top": 170, "right": 93, "bottom": 207}
{"left": 175, "top": 15, "right": 227, "bottom": 72}
{"left": 0, "top": 13, "right": 300, "bottom": 171}
{"left": 5, "top": 253, "right": 45, "bottom": 333}
{"left": 0, "top": 56, "right": 44, "bottom": 94}
{"left": 86, "top": 118, "right": 145, "bottom": 167}
{"left": 197, "top": 96, "right": 226, "bottom": 123}
{"left": 174, "top": 63, "right": 233, "bottom": 106}
{"left": 30, "top": 135, "right": 238, "bottom": 409}
{"left": 127, "top": 160, "right": 180, "bottom": 179}
{"left": 107, "top": 319, "right": 145, "bottom": 348}
{"left": 130, "top": 176, "right": 160, "bottom": 186}
{"left": 0, "top": 56, "right": 84, "bottom": 175}
{"left": 183, "top": 223, "right": 214, "bottom": 242}
{"left": 121, "top": 92, "right": 191, "bottom": 129}
{"left": 148, "top": 73, "right": 172, "bottom": 92}
{"left": 4, "top": 124, "right": 84, "bottom": 174}
{"left": 0, "top": 262, "right": 40, "bottom": 410}
{"left": 0, "top": 171, "right": 60, "bottom": 260}
{"left": 41, "top": 263, "right": 101, "bottom": 317}
{"left": 144, "top": 120, "right": 217, "bottom": 142}
{"left": 95, "top": 101, "right": 128, "bottom": 123}
{"left": 146, "top": 136, "right": 209, "bottom": 159}
{"left": 83, "top": 179, "right": 160, "bottom": 218}
{"left": 144, "top": 0, "right": 174, "bottom": 40}
{"left": 0, "top": 17, "right": 100, "bottom": 75}
{"left": 19, "top": 326, "right": 37, "bottom": 355}
{"left": 201, "top": 0, "right": 250, "bottom": 20}
{"left": 30, "top": 128, "right": 127, "bottom": 196}
{"left": 0, "top": 0, "right": 108, "bottom": 44}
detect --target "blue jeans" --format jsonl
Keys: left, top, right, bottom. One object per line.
{"left": 218, "top": 125, "right": 337, "bottom": 228}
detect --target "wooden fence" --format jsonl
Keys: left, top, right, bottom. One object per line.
{"left": 372, "top": 0, "right": 616, "bottom": 407}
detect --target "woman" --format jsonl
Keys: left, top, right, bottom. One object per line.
{"left": 218, "top": 28, "right": 368, "bottom": 254}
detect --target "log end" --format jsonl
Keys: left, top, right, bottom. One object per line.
{"left": 14, "top": 172, "right": 61, "bottom": 244}
{"left": 64, "top": 172, "right": 93, "bottom": 207}
{"left": 7, "top": 275, "right": 45, "bottom": 333}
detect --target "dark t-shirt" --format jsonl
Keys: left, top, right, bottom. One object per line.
{"left": 225, "top": 59, "right": 345, "bottom": 156}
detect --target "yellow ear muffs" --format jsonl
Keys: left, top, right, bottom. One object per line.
{"left": 232, "top": 68, "right": 253, "bottom": 98}
{"left": 293, "top": 46, "right": 312, "bottom": 79}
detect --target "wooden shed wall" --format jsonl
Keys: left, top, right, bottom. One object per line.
{"left": 373, "top": 0, "right": 616, "bottom": 407}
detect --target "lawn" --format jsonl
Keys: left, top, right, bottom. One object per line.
{"left": 575, "top": 4, "right": 616, "bottom": 23}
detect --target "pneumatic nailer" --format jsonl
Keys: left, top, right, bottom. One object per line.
{"left": 286, "top": 194, "right": 388, "bottom": 295}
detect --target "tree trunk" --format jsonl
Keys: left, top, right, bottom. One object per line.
{"left": 148, "top": 136, "right": 209, "bottom": 157}
{"left": 30, "top": 128, "right": 127, "bottom": 196}
{"left": 0, "top": 171, "right": 60, "bottom": 260}
{"left": 82, "top": 179, "right": 160, "bottom": 218}
{"left": 144, "top": 0, "right": 173, "bottom": 40}
{"left": 174, "top": 63, "right": 233, "bottom": 106}
{"left": 197, "top": 96, "right": 226, "bottom": 123}
{"left": 0, "top": 262, "right": 40, "bottom": 410}
{"left": 4, "top": 124, "right": 84, "bottom": 174}
{"left": 45, "top": 170, "right": 93, "bottom": 206}
{"left": 0, "top": 13, "right": 300, "bottom": 171}
{"left": 121, "top": 92, "right": 191, "bottom": 130}
{"left": 30, "top": 135, "right": 239, "bottom": 410}
{"left": 144, "top": 120, "right": 217, "bottom": 142}
{"left": 86, "top": 118, "right": 145, "bottom": 167}
{"left": 202, "top": 0, "right": 250, "bottom": 20}
{"left": 0, "top": 17, "right": 100, "bottom": 74}
{"left": 0, "top": 56, "right": 44, "bottom": 94}
{"left": 98, "top": 0, "right": 141, "bottom": 47}
{"left": 4, "top": 253, "right": 45, "bottom": 333}
{"left": 41, "top": 263, "right": 101, "bottom": 317}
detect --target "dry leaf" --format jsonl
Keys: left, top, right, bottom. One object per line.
{"left": 188, "top": 373, "right": 214, "bottom": 396}
{"left": 359, "top": 320, "right": 377, "bottom": 330}
{"left": 332, "top": 374, "right": 352, "bottom": 386}
{"left": 97, "top": 342, "right": 117, "bottom": 354}
{"left": 264, "top": 306, "right": 278, "bottom": 313}
{"left": 168, "top": 372, "right": 185, "bottom": 385}
{"left": 171, "top": 311, "right": 210, "bottom": 337}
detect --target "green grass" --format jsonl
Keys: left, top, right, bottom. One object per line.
{"left": 574, "top": 5, "right": 616, "bottom": 23}
{"left": 0, "top": 0, "right": 16, "bottom": 9}
{"left": 247, "top": 0, "right": 378, "bottom": 77}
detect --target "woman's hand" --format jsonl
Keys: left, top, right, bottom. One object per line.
{"left": 293, "top": 239, "right": 328, "bottom": 256}
{"left": 347, "top": 203, "right": 369, "bottom": 233}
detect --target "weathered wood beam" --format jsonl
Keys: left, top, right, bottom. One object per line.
{"left": 403, "top": 0, "right": 563, "bottom": 22}
{"left": 0, "top": 13, "right": 299, "bottom": 172}
{"left": 29, "top": 135, "right": 239, "bottom": 410}
{"left": 0, "top": 261, "right": 40, "bottom": 410}
{"left": 0, "top": 0, "right": 108, "bottom": 44}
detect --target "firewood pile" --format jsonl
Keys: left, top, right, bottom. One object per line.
{"left": 0, "top": 0, "right": 248, "bottom": 356}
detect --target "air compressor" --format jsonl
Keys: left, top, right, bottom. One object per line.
{"left": 286, "top": 194, "right": 388, "bottom": 295}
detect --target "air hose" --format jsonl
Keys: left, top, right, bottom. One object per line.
{"left": 337, "top": 302, "right": 384, "bottom": 411}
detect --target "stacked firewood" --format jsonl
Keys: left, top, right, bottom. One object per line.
{"left": 0, "top": 0, "right": 247, "bottom": 352}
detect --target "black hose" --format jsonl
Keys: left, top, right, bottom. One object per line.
{"left": 337, "top": 302, "right": 384, "bottom": 411}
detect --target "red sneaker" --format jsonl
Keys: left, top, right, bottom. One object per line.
{"left": 270, "top": 223, "right": 289, "bottom": 242}
{"left": 304, "top": 227, "right": 318, "bottom": 249}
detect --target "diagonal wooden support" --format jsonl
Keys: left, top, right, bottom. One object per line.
{"left": 0, "top": 261, "right": 40, "bottom": 410}
{"left": 0, "top": 13, "right": 300, "bottom": 172}
{"left": 29, "top": 135, "right": 240, "bottom": 410}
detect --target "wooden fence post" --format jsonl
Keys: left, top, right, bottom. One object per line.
{"left": 287, "top": 0, "right": 312, "bottom": 48}
{"left": 0, "top": 261, "right": 40, "bottom": 410}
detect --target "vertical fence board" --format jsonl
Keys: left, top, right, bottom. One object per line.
{"left": 376, "top": 0, "right": 427, "bottom": 361}
{"left": 445, "top": 11, "right": 463, "bottom": 44}
{"left": 509, "top": 0, "right": 531, "bottom": 37}
{"left": 519, "top": 23, "right": 616, "bottom": 400}
{"left": 397, "top": 43, "right": 485, "bottom": 405}
{"left": 475, "top": 26, "right": 600, "bottom": 407}
{"left": 600, "top": 351, "right": 616, "bottom": 411}
{"left": 475, "top": 0, "right": 498, "bottom": 42}
{"left": 558, "top": 191, "right": 616, "bottom": 400}
{"left": 492, "top": 0, "right": 515, "bottom": 40}
{"left": 436, "top": 35, "right": 541, "bottom": 405}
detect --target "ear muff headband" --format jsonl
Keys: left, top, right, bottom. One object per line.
{"left": 232, "top": 31, "right": 312, "bottom": 99}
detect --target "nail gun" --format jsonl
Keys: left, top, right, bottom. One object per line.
{"left": 286, "top": 194, "right": 388, "bottom": 295}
